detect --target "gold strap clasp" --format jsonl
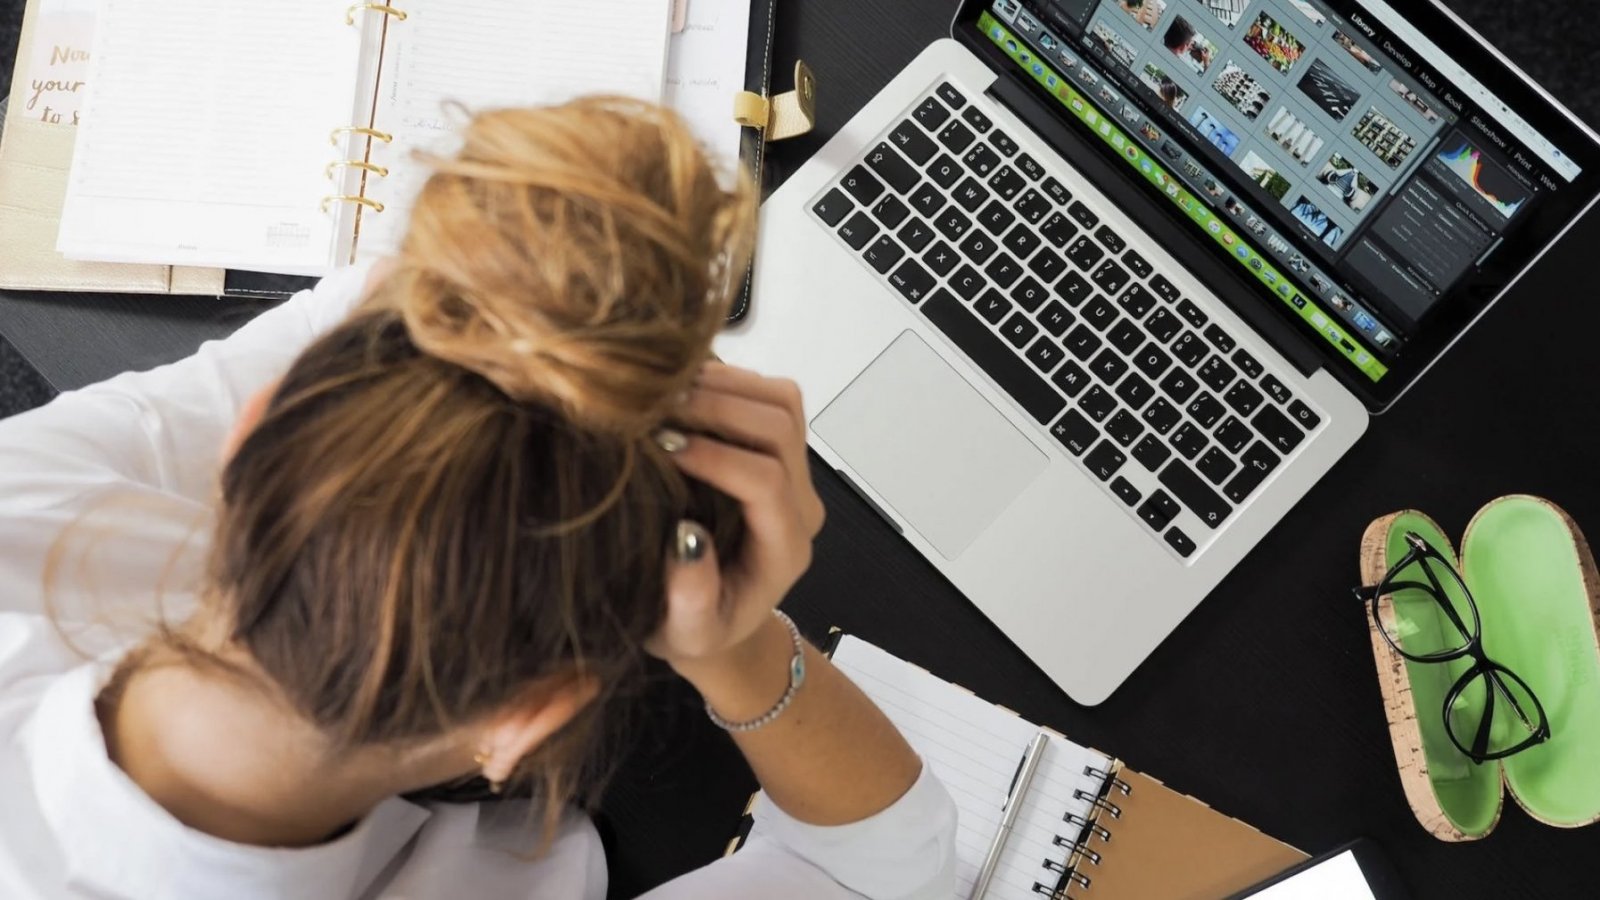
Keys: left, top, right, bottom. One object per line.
{"left": 321, "top": 195, "right": 386, "bottom": 214}
{"left": 733, "top": 60, "right": 817, "bottom": 142}
{"left": 325, "top": 160, "right": 390, "bottom": 179}
{"left": 346, "top": 4, "right": 408, "bottom": 25}
{"left": 330, "top": 126, "right": 393, "bottom": 147}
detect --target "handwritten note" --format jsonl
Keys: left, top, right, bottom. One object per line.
{"left": 23, "top": 0, "right": 98, "bottom": 126}
{"left": 664, "top": 0, "right": 753, "bottom": 176}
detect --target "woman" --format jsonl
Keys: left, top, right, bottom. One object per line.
{"left": 0, "top": 99, "right": 957, "bottom": 898}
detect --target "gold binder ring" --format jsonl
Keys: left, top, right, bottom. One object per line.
{"left": 346, "top": 4, "right": 408, "bottom": 25}
{"left": 330, "top": 126, "right": 393, "bottom": 147}
{"left": 325, "top": 160, "right": 390, "bottom": 180}
{"left": 322, "top": 195, "right": 386, "bottom": 214}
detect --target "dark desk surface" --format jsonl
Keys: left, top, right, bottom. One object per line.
{"left": 5, "top": 2, "right": 1600, "bottom": 898}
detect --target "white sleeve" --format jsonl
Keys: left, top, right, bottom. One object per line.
{"left": 0, "top": 264, "right": 373, "bottom": 618}
{"left": 641, "top": 761, "right": 958, "bottom": 900}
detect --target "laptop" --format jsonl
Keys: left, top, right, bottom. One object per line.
{"left": 716, "top": 0, "right": 1600, "bottom": 704}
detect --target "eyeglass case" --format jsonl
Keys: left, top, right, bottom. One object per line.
{"left": 1359, "top": 496, "right": 1600, "bottom": 841}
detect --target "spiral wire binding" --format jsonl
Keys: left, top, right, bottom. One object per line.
{"left": 1027, "top": 763, "right": 1133, "bottom": 898}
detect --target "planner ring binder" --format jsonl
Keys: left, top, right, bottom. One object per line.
{"left": 322, "top": 195, "right": 385, "bottom": 214}
{"left": 345, "top": 4, "right": 408, "bottom": 25}
{"left": 326, "top": 160, "right": 390, "bottom": 179}
{"left": 330, "top": 126, "right": 393, "bottom": 147}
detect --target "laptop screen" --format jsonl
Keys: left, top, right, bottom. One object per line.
{"left": 966, "top": 0, "right": 1599, "bottom": 396}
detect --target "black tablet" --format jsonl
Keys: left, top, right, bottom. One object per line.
{"left": 1226, "top": 839, "right": 1410, "bottom": 900}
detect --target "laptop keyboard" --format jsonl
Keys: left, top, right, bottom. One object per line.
{"left": 809, "top": 81, "right": 1324, "bottom": 560}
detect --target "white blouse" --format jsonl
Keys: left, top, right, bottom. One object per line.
{"left": 0, "top": 264, "right": 959, "bottom": 900}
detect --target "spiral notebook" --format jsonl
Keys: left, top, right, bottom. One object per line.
{"left": 732, "top": 635, "right": 1305, "bottom": 899}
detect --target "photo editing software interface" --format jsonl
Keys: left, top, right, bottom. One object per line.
{"left": 983, "top": 0, "right": 1584, "bottom": 382}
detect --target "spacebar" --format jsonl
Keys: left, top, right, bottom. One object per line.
{"left": 921, "top": 291, "right": 1066, "bottom": 424}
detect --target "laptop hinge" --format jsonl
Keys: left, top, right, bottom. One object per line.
{"left": 987, "top": 73, "right": 1325, "bottom": 379}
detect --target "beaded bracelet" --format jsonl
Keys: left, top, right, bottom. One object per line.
{"left": 705, "top": 610, "right": 807, "bottom": 733}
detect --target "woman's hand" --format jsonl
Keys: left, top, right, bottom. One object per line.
{"left": 645, "top": 363, "right": 824, "bottom": 675}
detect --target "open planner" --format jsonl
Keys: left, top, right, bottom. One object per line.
{"left": 735, "top": 635, "right": 1306, "bottom": 899}
{"left": 54, "top": 0, "right": 674, "bottom": 275}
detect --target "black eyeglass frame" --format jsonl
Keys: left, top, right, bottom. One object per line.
{"left": 1354, "top": 532, "right": 1552, "bottom": 763}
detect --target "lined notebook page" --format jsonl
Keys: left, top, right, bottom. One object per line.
{"left": 57, "top": 0, "right": 368, "bottom": 272}
{"left": 825, "top": 637, "right": 1113, "bottom": 898}
{"left": 360, "top": 0, "right": 674, "bottom": 258}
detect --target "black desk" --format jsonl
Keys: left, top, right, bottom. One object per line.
{"left": 5, "top": 2, "right": 1600, "bottom": 897}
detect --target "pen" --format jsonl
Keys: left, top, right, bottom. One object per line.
{"left": 969, "top": 731, "right": 1050, "bottom": 900}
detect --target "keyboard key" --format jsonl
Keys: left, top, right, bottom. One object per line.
{"left": 1012, "top": 277, "right": 1050, "bottom": 312}
{"left": 934, "top": 207, "right": 972, "bottom": 241}
{"left": 866, "top": 143, "right": 919, "bottom": 194}
{"left": 1289, "top": 400, "right": 1321, "bottom": 430}
{"left": 1197, "top": 356, "right": 1237, "bottom": 393}
{"left": 1117, "top": 283, "right": 1157, "bottom": 320}
{"left": 1145, "top": 308, "right": 1183, "bottom": 343}
{"left": 1171, "top": 422, "right": 1207, "bottom": 459}
{"left": 1133, "top": 436, "right": 1172, "bottom": 472}
{"left": 1115, "top": 373, "right": 1155, "bottom": 411}
{"left": 990, "top": 130, "right": 1019, "bottom": 156}
{"left": 1050, "top": 409, "right": 1098, "bottom": 456}
{"left": 1138, "top": 491, "right": 1180, "bottom": 531}
{"left": 842, "top": 166, "right": 885, "bottom": 204}
{"left": 1038, "top": 300, "right": 1075, "bottom": 336}
{"left": 1003, "top": 225, "right": 1042, "bottom": 260}
{"left": 963, "top": 144, "right": 1001, "bottom": 178}
{"left": 960, "top": 231, "right": 999, "bottom": 264}
{"left": 1197, "top": 448, "right": 1237, "bottom": 485}
{"left": 1142, "top": 397, "right": 1181, "bottom": 434}
{"left": 1082, "top": 296, "right": 1118, "bottom": 331}
{"left": 937, "top": 120, "right": 975, "bottom": 153}
{"left": 1150, "top": 273, "right": 1181, "bottom": 303}
{"left": 1090, "top": 349, "right": 1129, "bottom": 386}
{"left": 1124, "top": 250, "right": 1153, "bottom": 279}
{"left": 913, "top": 96, "right": 951, "bottom": 130}
{"left": 978, "top": 200, "right": 1017, "bottom": 235}
{"left": 888, "top": 260, "right": 936, "bottom": 304}
{"left": 1214, "top": 416, "right": 1253, "bottom": 454}
{"left": 1171, "top": 331, "right": 1208, "bottom": 367}
{"left": 949, "top": 264, "right": 984, "bottom": 300}
{"left": 1051, "top": 360, "right": 1090, "bottom": 397}
{"left": 989, "top": 166, "right": 1025, "bottom": 201}
{"left": 1080, "top": 386, "right": 1116, "bottom": 422}
{"left": 863, "top": 236, "right": 904, "bottom": 274}
{"left": 1261, "top": 374, "right": 1293, "bottom": 405}
{"left": 1186, "top": 392, "right": 1225, "bottom": 429}
{"left": 1016, "top": 153, "right": 1045, "bottom": 181}
{"left": 1165, "top": 527, "right": 1196, "bottom": 558}
{"left": 909, "top": 182, "right": 946, "bottom": 218}
{"left": 1067, "top": 236, "right": 1106, "bottom": 271}
{"left": 1068, "top": 201, "right": 1099, "bottom": 230}
{"left": 936, "top": 82, "right": 967, "bottom": 109}
{"left": 976, "top": 290, "right": 1012, "bottom": 324}
{"left": 1043, "top": 177, "right": 1072, "bottom": 205}
{"left": 1224, "top": 381, "right": 1264, "bottom": 417}
{"left": 984, "top": 253, "right": 1023, "bottom": 288}
{"left": 1160, "top": 461, "right": 1232, "bottom": 529}
{"left": 1091, "top": 259, "right": 1131, "bottom": 295}
{"left": 922, "top": 291, "right": 1065, "bottom": 424}
{"left": 1253, "top": 405, "right": 1305, "bottom": 454}
{"left": 961, "top": 106, "right": 993, "bottom": 132}
{"left": 1107, "top": 318, "right": 1144, "bottom": 355}
{"left": 926, "top": 154, "right": 962, "bottom": 188}
{"left": 889, "top": 120, "right": 938, "bottom": 164}
{"left": 953, "top": 177, "right": 990, "bottom": 212}
{"left": 1028, "top": 248, "right": 1067, "bottom": 284}
{"left": 1085, "top": 440, "right": 1128, "bottom": 481}
{"left": 1041, "top": 212, "right": 1078, "bottom": 247}
{"left": 1159, "top": 369, "right": 1199, "bottom": 404}
{"left": 1095, "top": 225, "right": 1127, "bottom": 254}
{"left": 1233, "top": 349, "right": 1264, "bottom": 379}
{"left": 872, "top": 195, "right": 910, "bottom": 229}
{"left": 1025, "top": 335, "right": 1065, "bottom": 373}
{"left": 813, "top": 188, "right": 852, "bottom": 226}
{"left": 1063, "top": 325, "right": 1102, "bottom": 360}
{"left": 1015, "top": 188, "right": 1052, "bottom": 224}
{"left": 923, "top": 241, "right": 958, "bottom": 276}
{"left": 999, "top": 311, "right": 1039, "bottom": 348}
{"left": 1224, "top": 441, "right": 1282, "bottom": 503}
{"left": 898, "top": 217, "right": 936, "bottom": 253}
{"left": 838, "top": 211, "right": 879, "bottom": 250}
{"left": 1176, "top": 298, "right": 1207, "bottom": 329}
{"left": 1110, "top": 477, "right": 1142, "bottom": 507}
{"left": 1202, "top": 324, "right": 1237, "bottom": 354}
{"left": 1056, "top": 272, "right": 1092, "bottom": 306}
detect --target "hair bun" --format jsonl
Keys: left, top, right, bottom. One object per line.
{"left": 377, "top": 98, "right": 756, "bottom": 436}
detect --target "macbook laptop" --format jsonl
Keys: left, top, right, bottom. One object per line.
{"left": 716, "top": 0, "right": 1600, "bottom": 704}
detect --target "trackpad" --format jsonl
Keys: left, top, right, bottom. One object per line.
{"left": 813, "top": 331, "right": 1048, "bottom": 560}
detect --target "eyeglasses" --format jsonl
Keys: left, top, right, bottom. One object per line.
{"left": 1354, "top": 531, "right": 1550, "bottom": 763}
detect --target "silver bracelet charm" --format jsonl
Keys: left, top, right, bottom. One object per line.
{"left": 705, "top": 610, "right": 807, "bottom": 733}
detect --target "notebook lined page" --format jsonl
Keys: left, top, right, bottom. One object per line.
{"left": 359, "top": 0, "right": 673, "bottom": 257}
{"left": 57, "top": 0, "right": 367, "bottom": 272}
